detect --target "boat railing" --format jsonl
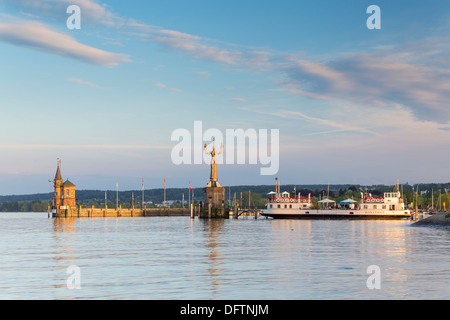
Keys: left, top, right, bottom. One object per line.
{"left": 361, "top": 198, "right": 385, "bottom": 204}
{"left": 268, "top": 197, "right": 311, "bottom": 204}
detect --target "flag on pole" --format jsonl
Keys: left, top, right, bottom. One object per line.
{"left": 164, "top": 178, "right": 166, "bottom": 189}
{"left": 189, "top": 179, "right": 191, "bottom": 192}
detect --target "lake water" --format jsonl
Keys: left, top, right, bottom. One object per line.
{"left": 1, "top": 212, "right": 449, "bottom": 300}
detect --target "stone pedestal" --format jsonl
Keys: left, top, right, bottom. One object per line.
{"left": 202, "top": 185, "right": 227, "bottom": 218}
{"left": 205, "top": 184, "right": 225, "bottom": 209}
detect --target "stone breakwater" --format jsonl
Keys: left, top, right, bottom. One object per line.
{"left": 412, "top": 213, "right": 450, "bottom": 227}
{"left": 52, "top": 207, "right": 191, "bottom": 218}
{"left": 51, "top": 206, "right": 230, "bottom": 218}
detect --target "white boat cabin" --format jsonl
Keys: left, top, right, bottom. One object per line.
{"left": 359, "top": 191, "right": 405, "bottom": 211}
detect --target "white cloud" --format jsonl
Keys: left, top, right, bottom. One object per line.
{"left": 0, "top": 20, "right": 130, "bottom": 66}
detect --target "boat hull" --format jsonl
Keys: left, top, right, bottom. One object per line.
{"left": 260, "top": 209, "right": 412, "bottom": 220}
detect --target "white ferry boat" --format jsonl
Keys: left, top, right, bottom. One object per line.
{"left": 260, "top": 190, "right": 412, "bottom": 220}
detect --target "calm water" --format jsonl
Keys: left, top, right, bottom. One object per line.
{"left": 0, "top": 212, "right": 449, "bottom": 300}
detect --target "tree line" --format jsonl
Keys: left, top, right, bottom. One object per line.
{"left": 1, "top": 183, "right": 449, "bottom": 212}
{"left": 0, "top": 200, "right": 48, "bottom": 212}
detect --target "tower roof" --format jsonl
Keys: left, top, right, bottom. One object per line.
{"left": 63, "top": 180, "right": 76, "bottom": 187}
{"left": 55, "top": 165, "right": 62, "bottom": 181}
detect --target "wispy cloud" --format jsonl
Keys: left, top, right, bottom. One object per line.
{"left": 229, "top": 98, "right": 248, "bottom": 102}
{"left": 243, "top": 105, "right": 377, "bottom": 136}
{"left": 126, "top": 20, "right": 273, "bottom": 70}
{"left": 147, "top": 28, "right": 242, "bottom": 65}
{"left": 123, "top": 15, "right": 450, "bottom": 124}
{"left": 0, "top": 20, "right": 130, "bottom": 66}
{"left": 1, "top": 0, "right": 125, "bottom": 27}
{"left": 155, "top": 82, "right": 180, "bottom": 93}
{"left": 195, "top": 71, "right": 211, "bottom": 78}
{"left": 66, "top": 78, "right": 103, "bottom": 89}
{"left": 280, "top": 40, "right": 450, "bottom": 122}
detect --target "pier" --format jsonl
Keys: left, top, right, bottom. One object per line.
{"left": 50, "top": 205, "right": 264, "bottom": 219}
{"left": 52, "top": 206, "right": 194, "bottom": 218}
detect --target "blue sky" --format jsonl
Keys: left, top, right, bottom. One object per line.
{"left": 0, "top": 0, "right": 450, "bottom": 194}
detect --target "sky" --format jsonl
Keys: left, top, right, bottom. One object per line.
{"left": 0, "top": 0, "right": 450, "bottom": 194}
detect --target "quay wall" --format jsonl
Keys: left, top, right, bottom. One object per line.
{"left": 52, "top": 207, "right": 192, "bottom": 218}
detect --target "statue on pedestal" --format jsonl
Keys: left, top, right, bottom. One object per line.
{"left": 204, "top": 137, "right": 224, "bottom": 188}
{"left": 203, "top": 137, "right": 225, "bottom": 210}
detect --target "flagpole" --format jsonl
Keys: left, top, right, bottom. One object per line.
{"left": 142, "top": 177, "right": 144, "bottom": 209}
{"left": 164, "top": 178, "right": 166, "bottom": 208}
{"left": 116, "top": 183, "right": 118, "bottom": 210}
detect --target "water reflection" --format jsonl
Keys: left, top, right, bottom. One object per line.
{"left": 52, "top": 218, "right": 79, "bottom": 292}
{"left": 267, "top": 219, "right": 420, "bottom": 299}
{"left": 53, "top": 217, "right": 77, "bottom": 233}
{"left": 201, "top": 219, "right": 225, "bottom": 297}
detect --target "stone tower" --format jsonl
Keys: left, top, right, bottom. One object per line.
{"left": 53, "top": 161, "right": 63, "bottom": 208}
{"left": 52, "top": 160, "right": 77, "bottom": 209}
